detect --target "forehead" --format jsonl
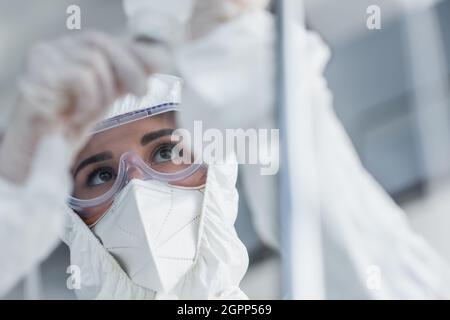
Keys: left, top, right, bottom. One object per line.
{"left": 75, "top": 112, "right": 176, "bottom": 162}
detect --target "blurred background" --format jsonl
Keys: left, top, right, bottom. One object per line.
{"left": 1, "top": 0, "right": 450, "bottom": 299}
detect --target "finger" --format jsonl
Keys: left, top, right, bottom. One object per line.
{"left": 25, "top": 42, "right": 67, "bottom": 84}
{"left": 79, "top": 32, "right": 148, "bottom": 96}
{"left": 59, "top": 64, "right": 103, "bottom": 127}
{"left": 128, "top": 41, "right": 173, "bottom": 75}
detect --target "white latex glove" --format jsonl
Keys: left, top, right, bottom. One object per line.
{"left": 189, "top": 0, "right": 270, "bottom": 38}
{"left": 123, "top": 0, "right": 269, "bottom": 44}
{"left": 0, "top": 32, "right": 167, "bottom": 184}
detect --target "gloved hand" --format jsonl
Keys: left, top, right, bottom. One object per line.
{"left": 189, "top": 0, "right": 270, "bottom": 38}
{"left": 123, "top": 0, "right": 269, "bottom": 45}
{"left": 0, "top": 32, "right": 168, "bottom": 184}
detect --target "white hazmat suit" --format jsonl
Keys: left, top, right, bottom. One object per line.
{"left": 61, "top": 74, "right": 249, "bottom": 299}
{"left": 123, "top": 0, "right": 450, "bottom": 298}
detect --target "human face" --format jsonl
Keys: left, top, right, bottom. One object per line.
{"left": 71, "top": 111, "right": 207, "bottom": 225}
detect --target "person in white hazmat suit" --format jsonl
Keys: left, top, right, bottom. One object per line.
{"left": 0, "top": 31, "right": 248, "bottom": 299}
{"left": 121, "top": 0, "right": 450, "bottom": 298}
{"left": 63, "top": 74, "right": 249, "bottom": 299}
{"left": 0, "top": 32, "right": 161, "bottom": 297}
{"left": 1, "top": 0, "right": 449, "bottom": 300}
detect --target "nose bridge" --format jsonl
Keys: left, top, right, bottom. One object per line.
{"left": 121, "top": 151, "right": 148, "bottom": 182}
{"left": 126, "top": 166, "right": 146, "bottom": 181}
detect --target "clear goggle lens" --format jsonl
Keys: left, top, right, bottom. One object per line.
{"left": 67, "top": 104, "right": 206, "bottom": 216}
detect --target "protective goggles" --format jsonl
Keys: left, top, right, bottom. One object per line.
{"left": 67, "top": 103, "right": 206, "bottom": 216}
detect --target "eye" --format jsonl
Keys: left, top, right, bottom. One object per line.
{"left": 152, "top": 143, "right": 176, "bottom": 164}
{"left": 86, "top": 167, "right": 115, "bottom": 187}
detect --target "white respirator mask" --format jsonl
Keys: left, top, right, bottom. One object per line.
{"left": 62, "top": 155, "right": 249, "bottom": 299}
{"left": 90, "top": 178, "right": 204, "bottom": 294}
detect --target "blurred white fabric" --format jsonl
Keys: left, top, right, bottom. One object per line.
{"left": 0, "top": 132, "right": 72, "bottom": 297}
{"left": 123, "top": 0, "right": 450, "bottom": 298}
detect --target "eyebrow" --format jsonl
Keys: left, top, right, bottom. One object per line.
{"left": 72, "top": 129, "right": 175, "bottom": 178}
{"left": 140, "top": 128, "right": 175, "bottom": 146}
{"left": 73, "top": 151, "right": 113, "bottom": 178}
